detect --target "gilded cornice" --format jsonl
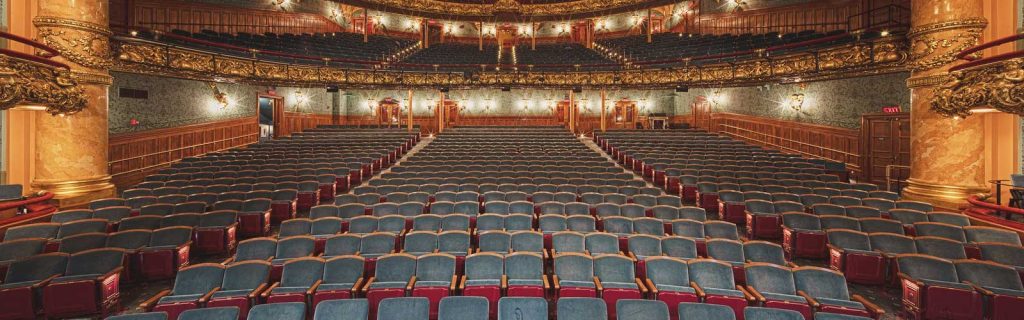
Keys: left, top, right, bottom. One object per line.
{"left": 33, "top": 16, "right": 113, "bottom": 70}
{"left": 336, "top": 0, "right": 677, "bottom": 20}
{"left": 112, "top": 37, "right": 909, "bottom": 89}
{"left": 907, "top": 18, "right": 987, "bottom": 72}
{"left": 932, "top": 58, "right": 1024, "bottom": 118}
{"left": 0, "top": 54, "right": 89, "bottom": 115}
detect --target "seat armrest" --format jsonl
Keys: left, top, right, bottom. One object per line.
{"left": 261, "top": 282, "right": 281, "bottom": 299}
{"left": 851, "top": 294, "right": 885, "bottom": 317}
{"left": 351, "top": 277, "right": 365, "bottom": 297}
{"left": 744, "top": 285, "right": 764, "bottom": 303}
{"left": 361, "top": 277, "right": 375, "bottom": 294}
{"left": 247, "top": 283, "right": 268, "bottom": 300}
{"left": 897, "top": 272, "right": 924, "bottom": 287}
{"left": 552, "top": 275, "right": 560, "bottom": 290}
{"left": 406, "top": 276, "right": 417, "bottom": 291}
{"left": 221, "top": 257, "right": 236, "bottom": 264}
{"left": 307, "top": 279, "right": 323, "bottom": 296}
{"left": 627, "top": 251, "right": 638, "bottom": 262}
{"left": 501, "top": 275, "right": 508, "bottom": 290}
{"left": 635, "top": 278, "right": 648, "bottom": 294}
{"left": 97, "top": 267, "right": 125, "bottom": 282}
{"left": 450, "top": 275, "right": 458, "bottom": 292}
{"left": 139, "top": 289, "right": 172, "bottom": 311}
{"left": 689, "top": 281, "right": 705, "bottom": 299}
{"left": 199, "top": 287, "right": 220, "bottom": 304}
{"left": 32, "top": 274, "right": 61, "bottom": 289}
{"left": 459, "top": 276, "right": 467, "bottom": 291}
{"left": 963, "top": 281, "right": 995, "bottom": 296}
{"left": 787, "top": 262, "right": 799, "bottom": 268}
{"left": 594, "top": 276, "right": 604, "bottom": 292}
{"left": 644, "top": 279, "right": 658, "bottom": 295}
{"left": 797, "top": 290, "right": 820, "bottom": 309}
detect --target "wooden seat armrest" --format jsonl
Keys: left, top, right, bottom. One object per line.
{"left": 261, "top": 282, "right": 281, "bottom": 299}
{"left": 689, "top": 281, "right": 705, "bottom": 299}
{"left": 797, "top": 290, "right": 820, "bottom": 309}
{"left": 98, "top": 267, "right": 125, "bottom": 282}
{"left": 542, "top": 275, "right": 551, "bottom": 290}
{"left": 139, "top": 289, "right": 172, "bottom": 310}
{"left": 787, "top": 262, "right": 799, "bottom": 268}
{"left": 963, "top": 281, "right": 995, "bottom": 296}
{"left": 552, "top": 275, "right": 560, "bottom": 290}
{"left": 361, "top": 277, "right": 375, "bottom": 294}
{"left": 594, "top": 276, "right": 604, "bottom": 292}
{"left": 247, "top": 283, "right": 268, "bottom": 300}
{"left": 635, "top": 278, "right": 648, "bottom": 294}
{"left": 736, "top": 285, "right": 756, "bottom": 303}
{"left": 307, "top": 280, "right": 323, "bottom": 296}
{"left": 459, "top": 276, "right": 468, "bottom": 291}
{"left": 851, "top": 294, "right": 886, "bottom": 317}
{"left": 645, "top": 279, "right": 658, "bottom": 296}
{"left": 501, "top": 275, "right": 508, "bottom": 290}
{"left": 199, "top": 287, "right": 220, "bottom": 304}
{"left": 627, "top": 252, "right": 638, "bottom": 263}
{"left": 745, "top": 286, "right": 766, "bottom": 303}
{"left": 450, "top": 275, "right": 458, "bottom": 292}
{"left": 897, "top": 272, "right": 924, "bottom": 287}
{"left": 352, "top": 277, "right": 365, "bottom": 296}
{"left": 221, "top": 257, "right": 236, "bottom": 264}
{"left": 406, "top": 276, "right": 417, "bottom": 291}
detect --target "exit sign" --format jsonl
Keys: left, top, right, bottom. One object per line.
{"left": 882, "top": 106, "right": 902, "bottom": 113}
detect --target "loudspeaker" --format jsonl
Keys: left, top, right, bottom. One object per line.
{"left": 440, "top": 87, "right": 450, "bottom": 93}
{"left": 326, "top": 85, "right": 339, "bottom": 92}
{"left": 572, "top": 86, "right": 583, "bottom": 93}
{"left": 675, "top": 85, "right": 689, "bottom": 92}
{"left": 501, "top": 86, "right": 511, "bottom": 92}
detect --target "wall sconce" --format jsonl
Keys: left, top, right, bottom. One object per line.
{"left": 209, "top": 83, "right": 230, "bottom": 109}
{"left": 789, "top": 93, "right": 805, "bottom": 111}
{"left": 709, "top": 90, "right": 722, "bottom": 105}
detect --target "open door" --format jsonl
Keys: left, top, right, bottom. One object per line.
{"left": 377, "top": 98, "right": 403, "bottom": 127}
{"left": 258, "top": 96, "right": 282, "bottom": 140}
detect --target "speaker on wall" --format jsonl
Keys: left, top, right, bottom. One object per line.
{"left": 326, "top": 85, "right": 340, "bottom": 92}
{"left": 675, "top": 85, "right": 689, "bottom": 92}
{"left": 572, "top": 86, "right": 583, "bottom": 93}
{"left": 501, "top": 86, "right": 511, "bottom": 92}
{"left": 440, "top": 87, "right": 450, "bottom": 93}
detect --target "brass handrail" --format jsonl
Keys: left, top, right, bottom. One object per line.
{"left": 717, "top": 130, "right": 860, "bottom": 171}
{"left": 885, "top": 164, "right": 911, "bottom": 192}
{"left": 108, "top": 133, "right": 260, "bottom": 165}
{"left": 717, "top": 124, "right": 859, "bottom": 157}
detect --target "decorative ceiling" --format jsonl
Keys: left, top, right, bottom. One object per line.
{"left": 330, "top": 0, "right": 681, "bottom": 20}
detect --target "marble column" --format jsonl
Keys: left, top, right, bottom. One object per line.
{"left": 31, "top": 0, "right": 116, "bottom": 207}
{"left": 901, "top": 0, "right": 989, "bottom": 209}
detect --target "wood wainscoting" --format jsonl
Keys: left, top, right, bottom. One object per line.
{"left": 112, "top": 0, "right": 343, "bottom": 35}
{"left": 706, "top": 112, "right": 863, "bottom": 179}
{"left": 109, "top": 117, "right": 259, "bottom": 188}
{"left": 280, "top": 112, "right": 339, "bottom": 137}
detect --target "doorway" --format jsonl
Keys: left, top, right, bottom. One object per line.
{"left": 861, "top": 112, "right": 911, "bottom": 190}
{"left": 258, "top": 96, "right": 280, "bottom": 141}
{"left": 691, "top": 96, "right": 712, "bottom": 130}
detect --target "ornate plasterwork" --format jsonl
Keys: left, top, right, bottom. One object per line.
{"left": 932, "top": 58, "right": 1024, "bottom": 118}
{"left": 906, "top": 18, "right": 988, "bottom": 71}
{"left": 33, "top": 16, "right": 113, "bottom": 70}
{"left": 112, "top": 37, "right": 908, "bottom": 89}
{"left": 338, "top": 0, "right": 674, "bottom": 19}
{"left": 0, "top": 54, "right": 88, "bottom": 115}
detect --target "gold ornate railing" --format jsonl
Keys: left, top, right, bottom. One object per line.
{"left": 931, "top": 33, "right": 1024, "bottom": 118}
{"left": 0, "top": 31, "right": 88, "bottom": 115}
{"left": 112, "top": 35, "right": 908, "bottom": 88}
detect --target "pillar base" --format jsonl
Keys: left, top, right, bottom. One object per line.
{"left": 32, "top": 174, "right": 116, "bottom": 208}
{"left": 901, "top": 178, "right": 989, "bottom": 211}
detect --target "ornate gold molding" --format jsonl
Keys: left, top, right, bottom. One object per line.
{"left": 907, "top": 18, "right": 987, "bottom": 72}
{"left": 33, "top": 16, "right": 113, "bottom": 70}
{"left": 112, "top": 37, "right": 909, "bottom": 88}
{"left": 341, "top": 0, "right": 674, "bottom": 19}
{"left": 931, "top": 58, "right": 1024, "bottom": 118}
{"left": 0, "top": 54, "right": 89, "bottom": 115}
{"left": 906, "top": 73, "right": 950, "bottom": 89}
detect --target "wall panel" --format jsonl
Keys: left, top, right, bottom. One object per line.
{"left": 122, "top": 0, "right": 341, "bottom": 35}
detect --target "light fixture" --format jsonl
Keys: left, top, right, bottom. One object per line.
{"left": 880, "top": 30, "right": 891, "bottom": 37}
{"left": 209, "top": 83, "right": 230, "bottom": 109}
{"left": 789, "top": 93, "right": 805, "bottom": 111}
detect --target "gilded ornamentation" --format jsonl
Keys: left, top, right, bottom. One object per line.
{"left": 34, "top": 16, "right": 113, "bottom": 70}
{"left": 906, "top": 19, "right": 987, "bottom": 72}
{"left": 340, "top": 0, "right": 670, "bottom": 18}
{"left": 0, "top": 54, "right": 88, "bottom": 115}
{"left": 931, "top": 58, "right": 1024, "bottom": 118}
{"left": 168, "top": 49, "right": 214, "bottom": 72}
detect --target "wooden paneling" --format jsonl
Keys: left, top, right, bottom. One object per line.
{"left": 280, "top": 113, "right": 338, "bottom": 137}
{"left": 707, "top": 112, "right": 863, "bottom": 179}
{"left": 108, "top": 117, "right": 259, "bottom": 188}
{"left": 121, "top": 0, "right": 342, "bottom": 35}
{"left": 697, "top": 0, "right": 862, "bottom": 35}
{"left": 861, "top": 113, "right": 910, "bottom": 187}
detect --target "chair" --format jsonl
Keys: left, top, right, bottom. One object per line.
{"left": 616, "top": 299, "right": 668, "bottom": 320}
{"left": 312, "top": 255, "right": 365, "bottom": 307}
{"left": 858, "top": 218, "right": 904, "bottom": 235}
{"left": 460, "top": 253, "right": 503, "bottom": 319}
{"left": 793, "top": 267, "right": 882, "bottom": 319}
{"left": 954, "top": 259, "right": 1024, "bottom": 320}
{"left": 826, "top": 230, "right": 884, "bottom": 285}
{"left": 661, "top": 236, "right": 698, "bottom": 260}
{"left": 263, "top": 257, "right": 325, "bottom": 305}
{"left": 411, "top": 254, "right": 458, "bottom": 319}
{"left": 233, "top": 238, "right": 277, "bottom": 262}
{"left": 51, "top": 209, "right": 93, "bottom": 224}
{"left": 781, "top": 213, "right": 826, "bottom": 259}
{"left": 557, "top": 297, "right": 607, "bottom": 320}
{"left": 238, "top": 199, "right": 272, "bottom": 238}
{"left": 868, "top": 233, "right": 917, "bottom": 284}
{"left": 270, "top": 236, "right": 317, "bottom": 280}
{"left": 139, "top": 226, "right": 193, "bottom": 281}
{"left": 0, "top": 238, "right": 47, "bottom": 282}
{"left": 718, "top": 190, "right": 746, "bottom": 224}
{"left": 58, "top": 232, "right": 107, "bottom": 254}
{"left": 205, "top": 260, "right": 272, "bottom": 320}
{"left": 496, "top": 297, "right": 547, "bottom": 320}
{"left": 915, "top": 236, "right": 968, "bottom": 260}
{"left": 897, "top": 254, "right": 983, "bottom": 320}
{"left": 376, "top": 297, "right": 429, "bottom": 320}
{"left": 312, "top": 299, "right": 368, "bottom": 320}
{"left": 177, "top": 307, "right": 239, "bottom": 320}
{"left": 105, "top": 312, "right": 170, "bottom": 320}
{"left": 594, "top": 255, "right": 645, "bottom": 318}
{"left": 363, "top": 254, "right": 417, "bottom": 319}
{"left": 145, "top": 264, "right": 225, "bottom": 320}
{"left": 194, "top": 211, "right": 238, "bottom": 255}
{"left": 914, "top": 222, "right": 966, "bottom": 242}
{"left": 744, "top": 241, "right": 789, "bottom": 266}
{"left": 438, "top": 296, "right": 489, "bottom": 320}
{"left": 979, "top": 242, "right": 1024, "bottom": 283}
{"left": 744, "top": 263, "right": 812, "bottom": 320}
{"left": 0, "top": 252, "right": 69, "bottom": 319}
{"left": 247, "top": 302, "right": 306, "bottom": 320}
{"left": 744, "top": 307, "right": 804, "bottom": 320}
{"left": 744, "top": 200, "right": 779, "bottom": 240}
{"left": 707, "top": 239, "right": 747, "bottom": 284}
{"left": 41, "top": 248, "right": 126, "bottom": 318}
{"left": 677, "top": 302, "right": 735, "bottom": 320}
{"left": 644, "top": 257, "right": 697, "bottom": 320}
{"left": 688, "top": 259, "right": 750, "bottom": 319}
{"left": 505, "top": 252, "right": 547, "bottom": 298}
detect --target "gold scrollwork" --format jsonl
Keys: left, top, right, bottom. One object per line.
{"left": 33, "top": 16, "right": 112, "bottom": 70}
{"left": 0, "top": 55, "right": 88, "bottom": 115}
{"left": 352, "top": 0, "right": 663, "bottom": 18}
{"left": 906, "top": 18, "right": 987, "bottom": 72}
{"left": 931, "top": 58, "right": 1024, "bottom": 118}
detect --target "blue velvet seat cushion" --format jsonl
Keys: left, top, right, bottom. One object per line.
{"left": 52, "top": 274, "right": 102, "bottom": 283}
{"left": 920, "top": 279, "right": 975, "bottom": 291}
{"left": 211, "top": 290, "right": 251, "bottom": 299}
{"left": 762, "top": 292, "right": 807, "bottom": 303}
{"left": 657, "top": 284, "right": 696, "bottom": 293}
{"left": 369, "top": 281, "right": 408, "bottom": 289}
{"left": 703, "top": 288, "right": 745, "bottom": 297}
{"left": 271, "top": 286, "right": 309, "bottom": 295}
{"left": 158, "top": 294, "right": 204, "bottom": 304}
{"left": 559, "top": 280, "right": 596, "bottom": 288}
{"left": 316, "top": 283, "right": 356, "bottom": 292}
{"left": 415, "top": 281, "right": 451, "bottom": 288}
{"left": 466, "top": 279, "right": 501, "bottom": 287}
{"left": 818, "top": 298, "right": 866, "bottom": 310}
{"left": 508, "top": 279, "right": 543, "bottom": 287}
{"left": 987, "top": 287, "right": 1024, "bottom": 297}
{"left": 601, "top": 281, "right": 638, "bottom": 289}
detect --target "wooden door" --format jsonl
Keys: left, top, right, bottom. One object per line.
{"left": 861, "top": 113, "right": 910, "bottom": 188}
{"left": 691, "top": 96, "right": 711, "bottom": 130}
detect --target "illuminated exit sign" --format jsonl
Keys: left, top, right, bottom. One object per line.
{"left": 882, "top": 106, "right": 902, "bottom": 113}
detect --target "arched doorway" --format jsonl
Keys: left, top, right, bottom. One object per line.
{"left": 613, "top": 98, "right": 638, "bottom": 129}
{"left": 376, "top": 97, "right": 403, "bottom": 127}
